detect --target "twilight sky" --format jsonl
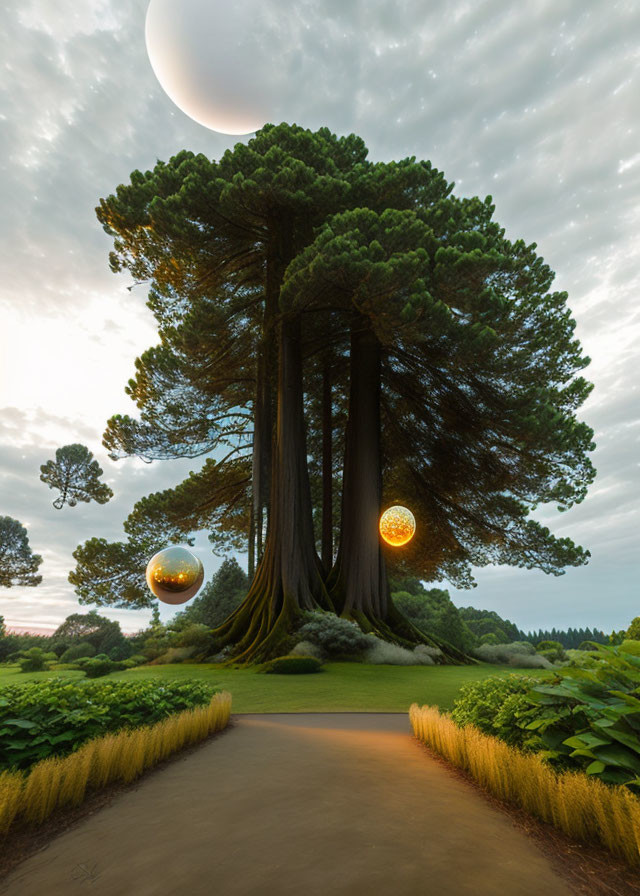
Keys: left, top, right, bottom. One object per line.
{"left": 1, "top": 0, "right": 638, "bottom": 636}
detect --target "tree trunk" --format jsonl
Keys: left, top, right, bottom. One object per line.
{"left": 321, "top": 353, "right": 333, "bottom": 573}
{"left": 328, "top": 314, "right": 470, "bottom": 662}
{"left": 212, "top": 220, "right": 331, "bottom": 663}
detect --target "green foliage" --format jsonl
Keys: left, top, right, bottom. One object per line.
{"left": 451, "top": 674, "right": 542, "bottom": 748}
{"left": 262, "top": 655, "right": 323, "bottom": 674}
{"left": 0, "top": 678, "right": 217, "bottom": 770}
{"left": 479, "top": 633, "right": 500, "bottom": 645}
{"left": 0, "top": 632, "right": 51, "bottom": 663}
{"left": 82, "top": 657, "right": 124, "bottom": 678}
{"left": 609, "top": 630, "right": 626, "bottom": 646}
{"left": 174, "top": 558, "right": 248, "bottom": 630}
{"left": 523, "top": 646, "right": 640, "bottom": 789}
{"left": 536, "top": 640, "right": 567, "bottom": 663}
{"left": 19, "top": 648, "right": 55, "bottom": 673}
{"left": 0, "top": 517, "right": 42, "bottom": 588}
{"left": 52, "top": 611, "right": 126, "bottom": 657}
{"left": 620, "top": 640, "right": 640, "bottom": 657}
{"left": 471, "top": 642, "right": 551, "bottom": 669}
{"left": 537, "top": 640, "right": 564, "bottom": 652}
{"left": 296, "top": 612, "right": 374, "bottom": 657}
{"left": 392, "top": 587, "right": 475, "bottom": 651}
{"left": 520, "top": 627, "right": 609, "bottom": 649}
{"left": 625, "top": 617, "right": 640, "bottom": 641}
{"left": 458, "top": 607, "right": 520, "bottom": 643}
{"left": 40, "top": 443, "right": 113, "bottom": 510}
{"left": 59, "top": 642, "right": 96, "bottom": 663}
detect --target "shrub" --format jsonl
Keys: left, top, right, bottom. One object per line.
{"left": 578, "top": 641, "right": 600, "bottom": 651}
{"left": 296, "top": 613, "right": 375, "bottom": 656}
{"left": 82, "top": 657, "right": 123, "bottom": 678}
{"left": 536, "top": 640, "right": 567, "bottom": 662}
{"left": 150, "top": 647, "right": 196, "bottom": 665}
{"left": 0, "top": 678, "right": 218, "bottom": 770}
{"left": 290, "top": 641, "right": 325, "bottom": 661}
{"left": 175, "top": 623, "right": 213, "bottom": 652}
{"left": 620, "top": 640, "right": 640, "bottom": 657}
{"left": 522, "top": 646, "right": 640, "bottom": 789}
{"left": 364, "top": 638, "right": 435, "bottom": 666}
{"left": 262, "top": 655, "right": 323, "bottom": 674}
{"left": 60, "top": 642, "right": 96, "bottom": 663}
{"left": 451, "top": 674, "right": 543, "bottom": 748}
{"left": 472, "top": 642, "right": 546, "bottom": 666}
{"left": 18, "top": 648, "right": 56, "bottom": 673}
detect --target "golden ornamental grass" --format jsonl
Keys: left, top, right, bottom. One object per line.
{"left": 0, "top": 691, "right": 231, "bottom": 836}
{"left": 409, "top": 703, "right": 640, "bottom": 866}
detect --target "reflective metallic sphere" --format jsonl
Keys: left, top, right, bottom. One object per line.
{"left": 379, "top": 506, "right": 416, "bottom": 547}
{"left": 145, "top": 546, "right": 204, "bottom": 604}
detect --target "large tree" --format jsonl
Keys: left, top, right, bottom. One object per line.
{"left": 91, "top": 123, "right": 595, "bottom": 664}
{"left": 0, "top": 517, "right": 42, "bottom": 587}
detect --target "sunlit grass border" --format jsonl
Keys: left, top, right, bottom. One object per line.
{"left": 0, "top": 691, "right": 231, "bottom": 835}
{"left": 410, "top": 703, "right": 640, "bottom": 866}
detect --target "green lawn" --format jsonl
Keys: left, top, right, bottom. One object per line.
{"left": 0, "top": 662, "right": 548, "bottom": 713}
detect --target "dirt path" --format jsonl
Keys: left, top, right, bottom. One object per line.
{"left": 0, "top": 714, "right": 572, "bottom": 896}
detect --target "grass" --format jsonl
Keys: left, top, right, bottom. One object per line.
{"left": 410, "top": 703, "right": 640, "bottom": 866}
{"left": 0, "top": 662, "right": 549, "bottom": 713}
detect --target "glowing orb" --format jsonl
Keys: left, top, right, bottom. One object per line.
{"left": 379, "top": 506, "right": 416, "bottom": 547}
{"left": 145, "top": 0, "right": 277, "bottom": 135}
{"left": 145, "top": 546, "right": 204, "bottom": 604}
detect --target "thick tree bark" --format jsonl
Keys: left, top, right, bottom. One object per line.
{"left": 321, "top": 353, "right": 333, "bottom": 573}
{"left": 212, "top": 220, "right": 331, "bottom": 663}
{"left": 328, "top": 314, "right": 470, "bottom": 662}
{"left": 328, "top": 316, "right": 388, "bottom": 618}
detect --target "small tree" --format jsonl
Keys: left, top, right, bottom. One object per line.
{"left": 40, "top": 444, "right": 113, "bottom": 509}
{"left": 52, "top": 610, "right": 124, "bottom": 655}
{"left": 0, "top": 517, "right": 42, "bottom": 587}
{"left": 176, "top": 558, "right": 248, "bottom": 629}
{"left": 625, "top": 617, "right": 640, "bottom": 641}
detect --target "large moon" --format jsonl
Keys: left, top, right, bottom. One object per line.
{"left": 145, "top": 0, "right": 278, "bottom": 135}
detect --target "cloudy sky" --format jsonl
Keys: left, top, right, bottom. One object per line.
{"left": 1, "top": 0, "right": 638, "bottom": 636}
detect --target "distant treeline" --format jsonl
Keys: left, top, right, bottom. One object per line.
{"left": 517, "top": 627, "right": 609, "bottom": 649}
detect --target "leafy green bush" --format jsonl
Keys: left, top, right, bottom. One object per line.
{"left": 620, "top": 640, "right": 640, "bottom": 657}
{"left": 82, "top": 657, "right": 124, "bottom": 678}
{"left": 296, "top": 612, "right": 374, "bottom": 656}
{"left": 18, "top": 648, "right": 57, "bottom": 672}
{"left": 523, "top": 646, "right": 640, "bottom": 789}
{"left": 119, "top": 655, "right": 148, "bottom": 669}
{"left": 450, "top": 674, "right": 543, "bottom": 748}
{"left": 262, "top": 655, "right": 323, "bottom": 674}
{"left": 536, "top": 640, "right": 567, "bottom": 662}
{"left": 0, "top": 678, "right": 217, "bottom": 770}
{"left": 150, "top": 647, "right": 196, "bottom": 665}
{"left": 60, "top": 642, "right": 96, "bottom": 662}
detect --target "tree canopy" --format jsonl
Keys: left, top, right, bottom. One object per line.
{"left": 40, "top": 444, "right": 113, "bottom": 509}
{"left": 82, "top": 122, "right": 596, "bottom": 664}
{"left": 0, "top": 517, "right": 42, "bottom": 587}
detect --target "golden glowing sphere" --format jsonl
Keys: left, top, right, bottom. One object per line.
{"left": 379, "top": 505, "right": 416, "bottom": 547}
{"left": 145, "top": 546, "right": 204, "bottom": 605}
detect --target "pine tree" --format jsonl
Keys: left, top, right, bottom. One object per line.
{"left": 40, "top": 444, "right": 113, "bottom": 509}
